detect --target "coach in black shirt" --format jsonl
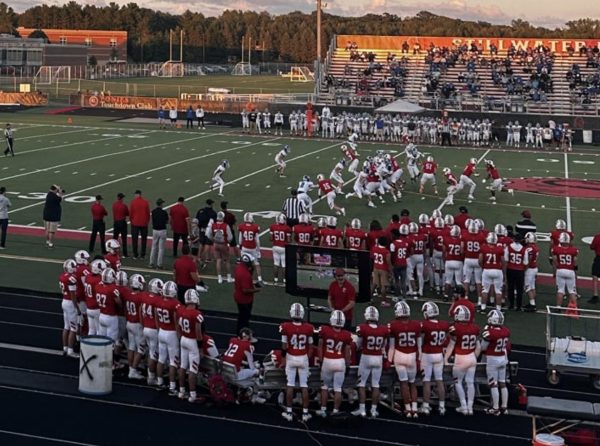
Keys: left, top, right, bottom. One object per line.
{"left": 43, "top": 185, "right": 63, "bottom": 248}
{"left": 515, "top": 209, "right": 537, "bottom": 239}
{"left": 149, "top": 199, "right": 168, "bottom": 269}
{"left": 282, "top": 189, "right": 304, "bottom": 227}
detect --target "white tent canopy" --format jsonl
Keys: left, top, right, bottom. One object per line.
{"left": 375, "top": 99, "right": 425, "bottom": 114}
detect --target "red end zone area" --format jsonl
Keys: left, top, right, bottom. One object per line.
{"left": 507, "top": 178, "right": 600, "bottom": 199}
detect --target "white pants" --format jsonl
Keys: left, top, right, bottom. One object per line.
{"left": 212, "top": 175, "right": 225, "bottom": 194}
{"left": 158, "top": 328, "right": 180, "bottom": 367}
{"left": 62, "top": 300, "right": 78, "bottom": 332}
{"left": 180, "top": 336, "right": 200, "bottom": 374}
{"left": 482, "top": 269, "right": 504, "bottom": 294}
{"left": 463, "top": 258, "right": 482, "bottom": 284}
{"left": 348, "top": 159, "right": 359, "bottom": 174}
{"left": 408, "top": 254, "right": 424, "bottom": 293}
{"left": 556, "top": 268, "right": 577, "bottom": 294}
{"left": 273, "top": 246, "right": 285, "bottom": 268}
{"left": 445, "top": 260, "right": 463, "bottom": 285}
{"left": 98, "top": 313, "right": 119, "bottom": 342}
{"left": 453, "top": 353, "right": 477, "bottom": 409}
{"left": 525, "top": 267, "right": 538, "bottom": 292}
{"left": 298, "top": 192, "right": 313, "bottom": 213}
{"left": 126, "top": 322, "right": 145, "bottom": 354}
{"left": 421, "top": 352, "right": 444, "bottom": 382}
{"left": 407, "top": 165, "right": 419, "bottom": 179}
{"left": 431, "top": 250, "right": 444, "bottom": 287}
{"left": 392, "top": 351, "right": 417, "bottom": 383}
{"left": 241, "top": 247, "right": 261, "bottom": 263}
{"left": 458, "top": 175, "right": 476, "bottom": 196}
{"left": 285, "top": 354, "right": 310, "bottom": 388}
{"left": 357, "top": 354, "right": 383, "bottom": 388}
{"left": 149, "top": 229, "right": 167, "bottom": 267}
{"left": 330, "top": 170, "right": 344, "bottom": 184}
{"left": 143, "top": 327, "right": 159, "bottom": 361}
{"left": 86, "top": 308, "right": 100, "bottom": 336}
{"left": 420, "top": 173, "right": 436, "bottom": 186}
{"left": 325, "top": 191, "right": 336, "bottom": 209}
{"left": 321, "top": 357, "right": 346, "bottom": 392}
{"left": 486, "top": 355, "right": 508, "bottom": 384}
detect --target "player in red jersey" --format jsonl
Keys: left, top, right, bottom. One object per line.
{"left": 341, "top": 143, "right": 360, "bottom": 177}
{"left": 443, "top": 225, "right": 464, "bottom": 298}
{"left": 124, "top": 274, "right": 145, "bottom": 380}
{"left": 223, "top": 328, "right": 259, "bottom": 379}
{"left": 388, "top": 301, "right": 422, "bottom": 418}
{"left": 270, "top": 213, "right": 291, "bottom": 285}
{"left": 483, "top": 159, "right": 513, "bottom": 203}
{"left": 505, "top": 233, "right": 527, "bottom": 311}
{"left": 429, "top": 217, "right": 447, "bottom": 294}
{"left": 442, "top": 167, "right": 459, "bottom": 205}
{"left": 293, "top": 214, "right": 315, "bottom": 246}
{"left": 419, "top": 155, "right": 438, "bottom": 195}
{"left": 74, "top": 250, "right": 91, "bottom": 334}
{"left": 345, "top": 218, "right": 367, "bottom": 250}
{"left": 407, "top": 222, "right": 427, "bottom": 297}
{"left": 59, "top": 259, "right": 81, "bottom": 358}
{"left": 371, "top": 236, "right": 392, "bottom": 306}
{"left": 317, "top": 174, "right": 345, "bottom": 216}
{"left": 176, "top": 289, "right": 204, "bottom": 403}
{"left": 420, "top": 301, "right": 450, "bottom": 415}
{"left": 155, "top": 281, "right": 181, "bottom": 395}
{"left": 448, "top": 285, "right": 476, "bottom": 322}
{"left": 456, "top": 157, "right": 478, "bottom": 201}
{"left": 96, "top": 268, "right": 122, "bottom": 344}
{"left": 140, "top": 278, "right": 163, "bottom": 385}
{"left": 481, "top": 309, "right": 511, "bottom": 416}
{"left": 551, "top": 232, "right": 579, "bottom": 307}
{"left": 280, "top": 303, "right": 315, "bottom": 422}
{"left": 479, "top": 233, "right": 505, "bottom": 313}
{"left": 202, "top": 334, "right": 219, "bottom": 358}
{"left": 524, "top": 232, "right": 539, "bottom": 311}
{"left": 494, "top": 224, "right": 512, "bottom": 249}
{"left": 83, "top": 259, "right": 106, "bottom": 336}
{"left": 319, "top": 216, "right": 343, "bottom": 248}
{"left": 114, "top": 270, "right": 129, "bottom": 350}
{"left": 390, "top": 225, "right": 410, "bottom": 299}
{"left": 316, "top": 310, "right": 353, "bottom": 417}
{"left": 549, "top": 219, "right": 575, "bottom": 265}
{"left": 207, "top": 211, "right": 233, "bottom": 284}
{"left": 238, "top": 212, "right": 263, "bottom": 284}
{"left": 462, "top": 220, "right": 485, "bottom": 306}
{"left": 352, "top": 306, "right": 389, "bottom": 418}
{"left": 104, "top": 239, "right": 122, "bottom": 271}
{"left": 445, "top": 305, "right": 480, "bottom": 416}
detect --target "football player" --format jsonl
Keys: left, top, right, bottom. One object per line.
{"left": 275, "top": 145, "right": 290, "bottom": 178}
{"left": 429, "top": 217, "right": 446, "bottom": 294}
{"left": 483, "top": 159, "right": 513, "bottom": 203}
{"left": 273, "top": 111, "right": 284, "bottom": 136}
{"left": 114, "top": 270, "right": 129, "bottom": 352}
{"left": 330, "top": 158, "right": 346, "bottom": 189}
{"left": 238, "top": 213, "right": 263, "bottom": 284}
{"left": 549, "top": 219, "right": 574, "bottom": 264}
{"left": 505, "top": 233, "right": 527, "bottom": 311}
{"left": 345, "top": 165, "right": 375, "bottom": 208}
{"left": 405, "top": 143, "right": 422, "bottom": 183}
{"left": 390, "top": 225, "right": 410, "bottom": 299}
{"left": 480, "top": 232, "right": 505, "bottom": 313}
{"left": 551, "top": 232, "right": 579, "bottom": 307}
{"left": 60, "top": 259, "right": 81, "bottom": 358}
{"left": 141, "top": 278, "right": 163, "bottom": 385}
{"left": 317, "top": 174, "right": 345, "bottom": 216}
{"left": 456, "top": 157, "right": 478, "bottom": 201}
{"left": 462, "top": 220, "right": 484, "bottom": 307}
{"left": 176, "top": 289, "right": 204, "bottom": 403}
{"left": 222, "top": 328, "right": 260, "bottom": 381}
{"left": 124, "top": 273, "right": 145, "bottom": 380}
{"left": 84, "top": 259, "right": 107, "bottom": 336}
{"left": 388, "top": 301, "right": 421, "bottom": 418}
{"left": 523, "top": 232, "right": 539, "bottom": 311}
{"left": 481, "top": 309, "right": 511, "bottom": 416}
{"left": 345, "top": 218, "right": 367, "bottom": 250}
{"left": 155, "top": 281, "right": 181, "bottom": 395}
{"left": 270, "top": 213, "right": 291, "bottom": 285}
{"left": 74, "top": 250, "right": 91, "bottom": 334}
{"left": 445, "top": 305, "right": 480, "bottom": 416}
{"left": 292, "top": 214, "right": 314, "bottom": 246}
{"left": 104, "top": 239, "right": 122, "bottom": 270}
{"left": 207, "top": 211, "right": 233, "bottom": 284}
{"left": 419, "top": 155, "right": 438, "bottom": 195}
{"left": 297, "top": 175, "right": 316, "bottom": 215}
{"left": 316, "top": 310, "right": 353, "bottom": 417}
{"left": 280, "top": 303, "right": 315, "bottom": 422}
{"left": 420, "top": 301, "right": 449, "bottom": 415}
{"left": 443, "top": 225, "right": 464, "bottom": 298}
{"left": 341, "top": 144, "right": 360, "bottom": 177}
{"left": 407, "top": 222, "right": 427, "bottom": 298}
{"left": 319, "top": 216, "right": 343, "bottom": 248}
{"left": 442, "top": 167, "right": 459, "bottom": 206}
{"left": 371, "top": 236, "right": 392, "bottom": 307}
{"left": 353, "top": 306, "right": 388, "bottom": 418}
{"left": 96, "top": 268, "right": 122, "bottom": 345}
{"left": 211, "top": 160, "right": 229, "bottom": 196}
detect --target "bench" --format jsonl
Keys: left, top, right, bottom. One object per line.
{"left": 527, "top": 396, "right": 600, "bottom": 439}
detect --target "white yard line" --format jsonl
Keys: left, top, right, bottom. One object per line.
{"left": 564, "top": 151, "right": 572, "bottom": 231}
{"left": 0, "top": 130, "right": 231, "bottom": 183}
{"left": 8, "top": 135, "right": 272, "bottom": 215}
{"left": 477, "top": 148, "right": 491, "bottom": 163}
{"left": 15, "top": 127, "right": 92, "bottom": 142}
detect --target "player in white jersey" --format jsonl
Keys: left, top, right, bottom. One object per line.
{"left": 534, "top": 124, "right": 543, "bottom": 148}
{"left": 405, "top": 143, "right": 421, "bottom": 182}
{"left": 505, "top": 122, "right": 513, "bottom": 146}
{"left": 297, "top": 175, "right": 315, "bottom": 214}
{"left": 347, "top": 131, "right": 359, "bottom": 151}
{"left": 330, "top": 159, "right": 346, "bottom": 189}
{"left": 525, "top": 123, "right": 534, "bottom": 147}
{"left": 328, "top": 115, "right": 336, "bottom": 139}
{"left": 255, "top": 111, "right": 262, "bottom": 135}
{"left": 321, "top": 114, "right": 329, "bottom": 138}
{"left": 275, "top": 145, "right": 290, "bottom": 177}
{"left": 211, "top": 160, "right": 229, "bottom": 196}
{"left": 274, "top": 111, "right": 284, "bottom": 136}
{"left": 481, "top": 120, "right": 491, "bottom": 146}
{"left": 241, "top": 110, "right": 249, "bottom": 133}
{"left": 335, "top": 114, "right": 345, "bottom": 137}
{"left": 512, "top": 121, "right": 522, "bottom": 148}
{"left": 289, "top": 112, "right": 299, "bottom": 136}
{"left": 346, "top": 166, "right": 375, "bottom": 207}
{"left": 263, "top": 110, "right": 271, "bottom": 134}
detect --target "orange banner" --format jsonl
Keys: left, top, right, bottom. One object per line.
{"left": 0, "top": 92, "right": 47, "bottom": 106}
{"left": 337, "top": 35, "right": 600, "bottom": 53}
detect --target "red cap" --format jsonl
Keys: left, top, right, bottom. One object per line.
{"left": 334, "top": 268, "right": 345, "bottom": 276}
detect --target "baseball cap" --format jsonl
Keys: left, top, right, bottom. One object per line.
{"left": 220, "top": 201, "right": 228, "bottom": 209}
{"left": 95, "top": 195, "right": 103, "bottom": 200}
{"left": 206, "top": 199, "right": 214, "bottom": 205}
{"left": 156, "top": 198, "right": 165, "bottom": 205}
{"left": 521, "top": 209, "right": 532, "bottom": 219}
{"left": 459, "top": 206, "right": 468, "bottom": 213}
{"left": 117, "top": 193, "right": 125, "bottom": 199}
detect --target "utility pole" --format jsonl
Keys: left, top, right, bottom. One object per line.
{"left": 180, "top": 29, "right": 184, "bottom": 62}
{"left": 169, "top": 29, "right": 173, "bottom": 61}
{"left": 316, "top": 0, "right": 322, "bottom": 63}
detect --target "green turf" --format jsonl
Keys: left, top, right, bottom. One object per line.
{"left": 1, "top": 112, "right": 599, "bottom": 348}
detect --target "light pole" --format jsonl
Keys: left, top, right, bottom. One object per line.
{"left": 316, "top": 0, "right": 322, "bottom": 63}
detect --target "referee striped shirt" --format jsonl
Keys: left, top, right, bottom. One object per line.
{"left": 282, "top": 196, "right": 304, "bottom": 223}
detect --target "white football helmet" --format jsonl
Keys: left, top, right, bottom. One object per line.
{"left": 74, "top": 250, "right": 90, "bottom": 265}
{"left": 453, "top": 304, "right": 471, "bottom": 322}
{"left": 364, "top": 305, "right": 379, "bottom": 322}
{"left": 101, "top": 268, "right": 116, "bottom": 284}
{"left": 317, "top": 217, "right": 326, "bottom": 228}
{"left": 558, "top": 232, "right": 571, "bottom": 244}
{"left": 340, "top": 144, "right": 347, "bottom": 151}
{"left": 316, "top": 174, "right": 325, "bottom": 182}
{"left": 494, "top": 224, "right": 507, "bottom": 237}
{"left": 475, "top": 218, "right": 485, "bottom": 230}
{"left": 327, "top": 216, "right": 337, "bottom": 227}
{"left": 299, "top": 214, "right": 310, "bottom": 224}
{"left": 162, "top": 280, "right": 178, "bottom": 298}
{"left": 422, "top": 301, "right": 440, "bottom": 319}
{"left": 408, "top": 222, "right": 419, "bottom": 234}
{"left": 467, "top": 221, "right": 479, "bottom": 234}
{"left": 350, "top": 218, "right": 361, "bottom": 229}
{"left": 442, "top": 167, "right": 451, "bottom": 175}
{"left": 90, "top": 259, "right": 107, "bottom": 275}
{"left": 394, "top": 300, "right": 411, "bottom": 318}
{"left": 464, "top": 218, "right": 474, "bottom": 229}
{"left": 243, "top": 212, "right": 254, "bottom": 223}
{"left": 487, "top": 309, "right": 504, "bottom": 326}
{"left": 129, "top": 274, "right": 146, "bottom": 291}
{"left": 330, "top": 310, "right": 346, "bottom": 328}
{"left": 63, "top": 259, "right": 77, "bottom": 274}
{"left": 148, "top": 278, "right": 164, "bottom": 294}
{"left": 555, "top": 219, "right": 567, "bottom": 230}
{"left": 277, "top": 213, "right": 287, "bottom": 225}
{"left": 485, "top": 159, "right": 495, "bottom": 168}
{"left": 399, "top": 224, "right": 409, "bottom": 235}
{"left": 105, "top": 239, "right": 120, "bottom": 255}
{"left": 217, "top": 211, "right": 225, "bottom": 221}
{"left": 418, "top": 213, "right": 429, "bottom": 225}
{"left": 434, "top": 217, "right": 445, "bottom": 229}
{"left": 426, "top": 155, "right": 434, "bottom": 163}
{"left": 431, "top": 209, "right": 442, "bottom": 219}
{"left": 241, "top": 253, "right": 255, "bottom": 264}
{"left": 222, "top": 159, "right": 230, "bottom": 168}
{"left": 115, "top": 270, "right": 128, "bottom": 287}
{"left": 525, "top": 232, "right": 537, "bottom": 244}
{"left": 184, "top": 289, "right": 200, "bottom": 305}
{"left": 450, "top": 225, "right": 461, "bottom": 237}
{"left": 469, "top": 157, "right": 478, "bottom": 165}
{"left": 290, "top": 302, "right": 305, "bottom": 320}
{"left": 444, "top": 214, "right": 455, "bottom": 226}
{"left": 486, "top": 232, "right": 498, "bottom": 245}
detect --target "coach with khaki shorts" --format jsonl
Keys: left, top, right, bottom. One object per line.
{"left": 43, "top": 184, "right": 64, "bottom": 248}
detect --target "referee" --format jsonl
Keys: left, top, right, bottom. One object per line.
{"left": 4, "top": 123, "right": 14, "bottom": 157}
{"left": 282, "top": 189, "right": 304, "bottom": 227}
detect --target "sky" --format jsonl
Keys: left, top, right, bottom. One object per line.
{"left": 10, "top": 0, "right": 600, "bottom": 28}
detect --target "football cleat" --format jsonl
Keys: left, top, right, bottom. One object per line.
{"left": 351, "top": 408, "right": 367, "bottom": 417}
{"left": 301, "top": 413, "right": 312, "bottom": 422}
{"left": 281, "top": 412, "right": 294, "bottom": 422}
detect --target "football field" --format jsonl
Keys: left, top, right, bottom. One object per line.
{"left": 1, "top": 111, "right": 599, "bottom": 347}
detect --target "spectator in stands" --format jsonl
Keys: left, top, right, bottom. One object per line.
{"left": 401, "top": 41, "right": 409, "bottom": 54}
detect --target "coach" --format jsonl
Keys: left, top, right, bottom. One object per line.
{"left": 515, "top": 209, "right": 537, "bottom": 239}
{"left": 149, "top": 198, "right": 168, "bottom": 269}
{"left": 196, "top": 199, "right": 217, "bottom": 264}
{"left": 589, "top": 232, "right": 600, "bottom": 304}
{"left": 89, "top": 195, "right": 107, "bottom": 254}
{"left": 173, "top": 245, "right": 201, "bottom": 304}
{"left": 234, "top": 254, "right": 262, "bottom": 333}
{"left": 505, "top": 234, "right": 526, "bottom": 311}
{"left": 0, "top": 186, "right": 10, "bottom": 249}
{"left": 112, "top": 193, "right": 129, "bottom": 257}
{"left": 130, "top": 190, "right": 150, "bottom": 259}
{"left": 43, "top": 185, "right": 63, "bottom": 249}
{"left": 282, "top": 189, "right": 304, "bottom": 227}
{"left": 169, "top": 196, "right": 190, "bottom": 258}
{"left": 327, "top": 268, "right": 356, "bottom": 329}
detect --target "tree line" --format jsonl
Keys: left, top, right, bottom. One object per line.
{"left": 1, "top": 3, "right": 600, "bottom": 64}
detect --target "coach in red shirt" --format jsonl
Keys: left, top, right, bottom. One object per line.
{"left": 173, "top": 245, "right": 200, "bottom": 304}
{"left": 112, "top": 192, "right": 129, "bottom": 257}
{"left": 454, "top": 206, "right": 470, "bottom": 229}
{"left": 328, "top": 267, "right": 356, "bottom": 328}
{"left": 130, "top": 189, "right": 150, "bottom": 259}
{"left": 169, "top": 196, "right": 190, "bottom": 258}
{"left": 590, "top": 233, "right": 600, "bottom": 304}
{"left": 234, "top": 254, "right": 261, "bottom": 333}
{"left": 89, "top": 195, "right": 107, "bottom": 254}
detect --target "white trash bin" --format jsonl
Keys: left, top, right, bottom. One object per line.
{"left": 79, "top": 335, "right": 113, "bottom": 395}
{"left": 583, "top": 130, "right": 592, "bottom": 144}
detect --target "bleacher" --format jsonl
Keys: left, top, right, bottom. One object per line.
{"left": 321, "top": 35, "right": 600, "bottom": 115}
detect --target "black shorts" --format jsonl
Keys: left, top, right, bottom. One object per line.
{"left": 592, "top": 256, "right": 600, "bottom": 277}
{"left": 229, "top": 229, "right": 237, "bottom": 247}
{"left": 199, "top": 232, "right": 213, "bottom": 246}
{"left": 191, "top": 247, "right": 199, "bottom": 256}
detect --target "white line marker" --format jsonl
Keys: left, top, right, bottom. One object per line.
{"left": 26, "top": 222, "right": 36, "bottom": 226}
{"left": 77, "top": 226, "right": 86, "bottom": 230}
{"left": 265, "top": 185, "right": 271, "bottom": 188}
